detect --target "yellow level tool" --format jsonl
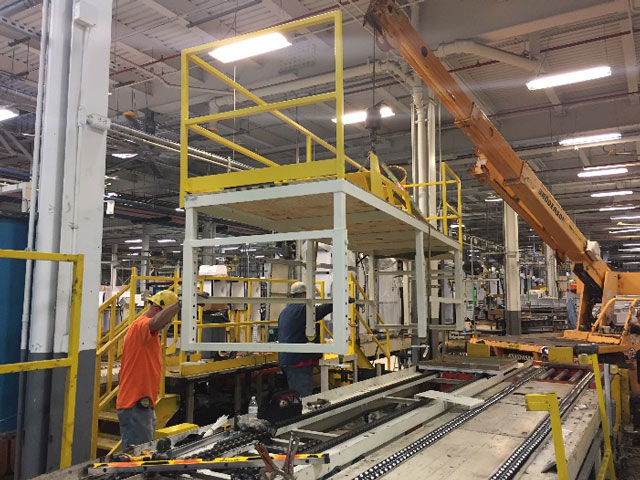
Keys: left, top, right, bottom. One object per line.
{"left": 88, "top": 453, "right": 328, "bottom": 474}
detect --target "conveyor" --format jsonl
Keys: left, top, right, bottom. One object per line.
{"left": 39, "top": 356, "right": 605, "bottom": 480}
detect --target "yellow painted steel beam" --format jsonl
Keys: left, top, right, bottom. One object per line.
{"left": 185, "top": 158, "right": 338, "bottom": 193}
{"left": 187, "top": 52, "right": 363, "bottom": 172}
{"left": 525, "top": 393, "right": 568, "bottom": 480}
{"left": 180, "top": 52, "right": 189, "bottom": 207}
{"left": 186, "top": 92, "right": 336, "bottom": 125}
{"left": 0, "top": 248, "right": 82, "bottom": 263}
{"left": 189, "top": 124, "right": 279, "bottom": 168}
{"left": 0, "top": 357, "right": 72, "bottom": 374}
{"left": 183, "top": 10, "right": 340, "bottom": 55}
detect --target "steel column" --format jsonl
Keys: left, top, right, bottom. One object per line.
{"left": 332, "top": 191, "right": 349, "bottom": 354}
{"left": 544, "top": 243, "right": 558, "bottom": 297}
{"left": 503, "top": 204, "right": 521, "bottom": 335}
{"left": 415, "top": 231, "right": 428, "bottom": 339}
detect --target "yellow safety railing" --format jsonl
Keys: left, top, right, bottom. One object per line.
{"left": 405, "top": 161, "right": 463, "bottom": 248}
{"left": 91, "top": 273, "right": 326, "bottom": 456}
{"left": 349, "top": 273, "right": 391, "bottom": 370}
{"left": 180, "top": 10, "right": 354, "bottom": 199}
{"left": 0, "top": 249, "right": 83, "bottom": 469}
{"left": 525, "top": 354, "right": 616, "bottom": 480}
{"left": 91, "top": 268, "right": 180, "bottom": 457}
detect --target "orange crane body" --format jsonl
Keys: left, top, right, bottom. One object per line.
{"left": 365, "top": 0, "right": 640, "bottom": 384}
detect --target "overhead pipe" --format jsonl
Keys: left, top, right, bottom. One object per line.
{"left": 0, "top": 0, "right": 41, "bottom": 16}
{"left": 434, "top": 40, "right": 543, "bottom": 73}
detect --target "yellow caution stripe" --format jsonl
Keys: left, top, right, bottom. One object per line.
{"left": 88, "top": 453, "right": 328, "bottom": 474}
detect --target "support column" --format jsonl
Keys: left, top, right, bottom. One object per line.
{"left": 110, "top": 244, "right": 118, "bottom": 289}
{"left": 426, "top": 92, "right": 437, "bottom": 222}
{"left": 412, "top": 87, "right": 427, "bottom": 216}
{"left": 503, "top": 204, "right": 521, "bottom": 335}
{"left": 544, "top": 244, "right": 558, "bottom": 298}
{"left": 22, "top": 0, "right": 113, "bottom": 474}
{"left": 141, "top": 224, "right": 150, "bottom": 293}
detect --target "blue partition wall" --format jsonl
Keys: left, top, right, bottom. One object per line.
{"left": 0, "top": 215, "right": 27, "bottom": 432}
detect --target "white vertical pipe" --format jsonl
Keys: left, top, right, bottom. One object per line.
{"left": 413, "top": 86, "right": 427, "bottom": 216}
{"left": 544, "top": 244, "right": 558, "bottom": 297}
{"left": 503, "top": 204, "right": 521, "bottom": 335}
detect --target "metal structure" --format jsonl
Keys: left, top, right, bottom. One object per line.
{"left": 179, "top": 12, "right": 464, "bottom": 355}
{"left": 0, "top": 248, "right": 83, "bottom": 469}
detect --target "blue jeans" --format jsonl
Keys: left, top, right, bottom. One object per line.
{"left": 117, "top": 405, "right": 156, "bottom": 452}
{"left": 281, "top": 365, "right": 314, "bottom": 397}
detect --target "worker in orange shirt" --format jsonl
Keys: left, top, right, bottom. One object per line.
{"left": 116, "top": 289, "right": 180, "bottom": 452}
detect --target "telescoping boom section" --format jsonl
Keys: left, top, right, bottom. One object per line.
{"left": 364, "top": 0, "right": 615, "bottom": 327}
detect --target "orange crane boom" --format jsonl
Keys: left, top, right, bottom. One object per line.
{"left": 364, "top": 0, "right": 612, "bottom": 326}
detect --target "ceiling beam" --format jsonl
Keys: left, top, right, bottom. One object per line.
{"left": 620, "top": 17, "right": 639, "bottom": 104}
{"left": 578, "top": 149, "right": 591, "bottom": 167}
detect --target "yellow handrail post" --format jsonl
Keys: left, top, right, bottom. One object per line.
{"left": 306, "top": 135, "right": 312, "bottom": 163}
{"left": 525, "top": 393, "right": 568, "bottom": 480}
{"left": 442, "top": 162, "right": 448, "bottom": 235}
{"left": 579, "top": 353, "right": 617, "bottom": 480}
{"left": 334, "top": 9, "right": 345, "bottom": 179}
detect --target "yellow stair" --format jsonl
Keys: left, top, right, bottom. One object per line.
{"left": 96, "top": 433, "right": 120, "bottom": 452}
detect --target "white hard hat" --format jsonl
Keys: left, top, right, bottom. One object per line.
{"left": 290, "top": 281, "right": 306, "bottom": 295}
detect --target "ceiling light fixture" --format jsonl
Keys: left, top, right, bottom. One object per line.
{"left": 559, "top": 132, "right": 621, "bottom": 146}
{"left": 112, "top": 152, "right": 138, "bottom": 159}
{"left": 609, "top": 227, "right": 640, "bottom": 233}
{"left": 129, "top": 246, "right": 142, "bottom": 250}
{"left": 591, "top": 190, "right": 633, "bottom": 198}
{"left": 0, "top": 108, "right": 19, "bottom": 122}
{"left": 209, "top": 32, "right": 291, "bottom": 63}
{"left": 612, "top": 215, "right": 640, "bottom": 220}
{"left": 600, "top": 205, "right": 638, "bottom": 212}
{"left": 125, "top": 239, "right": 142, "bottom": 244}
{"left": 623, "top": 243, "right": 640, "bottom": 247}
{"left": 485, "top": 197, "right": 503, "bottom": 202}
{"left": 578, "top": 167, "right": 628, "bottom": 178}
{"left": 332, "top": 106, "right": 395, "bottom": 125}
{"left": 526, "top": 65, "right": 611, "bottom": 91}
{"left": 175, "top": 208, "right": 185, "bottom": 212}
{"left": 157, "top": 239, "right": 176, "bottom": 243}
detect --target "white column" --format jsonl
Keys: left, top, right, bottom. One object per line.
{"left": 503, "top": 204, "right": 521, "bottom": 335}
{"left": 426, "top": 92, "right": 437, "bottom": 222}
{"left": 141, "top": 224, "right": 150, "bottom": 292}
{"left": 23, "top": 0, "right": 113, "bottom": 472}
{"left": 415, "top": 231, "right": 427, "bottom": 338}
{"left": 332, "top": 191, "right": 349, "bottom": 354}
{"left": 412, "top": 86, "right": 427, "bottom": 216}
{"left": 544, "top": 243, "right": 558, "bottom": 298}
{"left": 110, "top": 244, "right": 118, "bottom": 289}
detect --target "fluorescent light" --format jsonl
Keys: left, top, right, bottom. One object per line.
{"left": 175, "top": 208, "right": 184, "bottom": 212}
{"left": 172, "top": 250, "right": 181, "bottom": 253}
{"left": 209, "top": 32, "right": 291, "bottom": 63}
{"left": 129, "top": 246, "right": 142, "bottom": 250}
{"left": 485, "top": 197, "right": 503, "bottom": 202}
{"left": 600, "top": 205, "right": 638, "bottom": 212}
{"left": 255, "top": 255, "right": 265, "bottom": 258}
{"left": 526, "top": 66, "right": 611, "bottom": 90}
{"left": 578, "top": 167, "right": 627, "bottom": 178}
{"left": 559, "top": 132, "right": 621, "bottom": 146}
{"left": 451, "top": 224, "right": 465, "bottom": 228}
{"left": 591, "top": 190, "right": 633, "bottom": 198}
{"left": 222, "top": 247, "right": 238, "bottom": 252}
{"left": 623, "top": 243, "right": 640, "bottom": 247}
{"left": 0, "top": 108, "right": 18, "bottom": 122}
{"left": 112, "top": 152, "right": 138, "bottom": 159}
{"left": 609, "top": 228, "right": 640, "bottom": 233}
{"left": 332, "top": 106, "right": 395, "bottom": 125}
{"left": 105, "top": 191, "right": 118, "bottom": 198}
{"left": 125, "top": 239, "right": 142, "bottom": 244}
{"left": 129, "top": 253, "right": 139, "bottom": 256}
{"left": 612, "top": 215, "right": 640, "bottom": 220}
{"left": 157, "top": 239, "right": 176, "bottom": 243}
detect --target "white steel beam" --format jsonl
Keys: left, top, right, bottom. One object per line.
{"left": 620, "top": 17, "right": 639, "bottom": 104}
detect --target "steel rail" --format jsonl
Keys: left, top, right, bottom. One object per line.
{"left": 351, "top": 367, "right": 542, "bottom": 480}
{"left": 490, "top": 370, "right": 594, "bottom": 480}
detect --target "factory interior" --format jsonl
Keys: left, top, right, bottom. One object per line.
{"left": 1, "top": 0, "right": 640, "bottom": 478}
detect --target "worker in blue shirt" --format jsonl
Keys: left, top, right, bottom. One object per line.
{"left": 278, "top": 282, "right": 353, "bottom": 397}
